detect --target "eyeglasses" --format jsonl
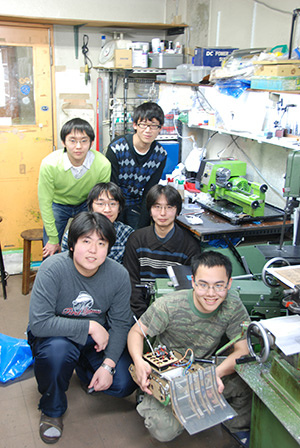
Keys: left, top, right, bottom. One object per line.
{"left": 194, "top": 281, "right": 229, "bottom": 293}
{"left": 152, "top": 204, "right": 176, "bottom": 212}
{"left": 93, "top": 201, "right": 119, "bottom": 209}
{"left": 66, "top": 138, "right": 90, "bottom": 146}
{"left": 137, "top": 123, "right": 161, "bottom": 131}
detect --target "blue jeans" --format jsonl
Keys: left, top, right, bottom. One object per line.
{"left": 43, "top": 201, "right": 88, "bottom": 246}
{"left": 28, "top": 333, "right": 137, "bottom": 417}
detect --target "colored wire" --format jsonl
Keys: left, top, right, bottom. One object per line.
{"left": 172, "top": 348, "right": 194, "bottom": 368}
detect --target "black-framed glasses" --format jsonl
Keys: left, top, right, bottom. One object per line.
{"left": 137, "top": 123, "right": 161, "bottom": 130}
{"left": 194, "top": 281, "right": 229, "bottom": 293}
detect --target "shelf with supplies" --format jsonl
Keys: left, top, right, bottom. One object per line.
{"left": 188, "top": 124, "right": 300, "bottom": 150}
{"left": 179, "top": 83, "right": 300, "bottom": 151}
{"left": 158, "top": 81, "right": 300, "bottom": 152}
{"left": 96, "top": 68, "right": 180, "bottom": 150}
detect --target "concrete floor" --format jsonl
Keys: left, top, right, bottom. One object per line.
{"left": 0, "top": 274, "right": 241, "bottom": 448}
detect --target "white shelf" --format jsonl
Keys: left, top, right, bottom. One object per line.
{"left": 94, "top": 67, "right": 167, "bottom": 74}
{"left": 189, "top": 124, "right": 300, "bottom": 150}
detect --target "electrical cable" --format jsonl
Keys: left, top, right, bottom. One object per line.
{"left": 253, "top": 1, "right": 292, "bottom": 16}
{"left": 173, "top": 348, "right": 194, "bottom": 365}
{"left": 195, "top": 87, "right": 215, "bottom": 114}
{"left": 230, "top": 135, "right": 283, "bottom": 198}
{"left": 82, "top": 34, "right": 93, "bottom": 85}
{"left": 214, "top": 132, "right": 283, "bottom": 199}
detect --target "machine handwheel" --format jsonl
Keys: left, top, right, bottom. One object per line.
{"left": 251, "top": 200, "right": 259, "bottom": 209}
{"left": 261, "top": 257, "right": 290, "bottom": 288}
{"left": 260, "top": 184, "right": 268, "bottom": 193}
{"left": 247, "top": 321, "right": 270, "bottom": 363}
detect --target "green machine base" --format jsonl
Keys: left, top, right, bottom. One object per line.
{"left": 236, "top": 352, "right": 300, "bottom": 448}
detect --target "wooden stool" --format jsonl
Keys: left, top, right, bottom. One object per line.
{"left": 21, "top": 229, "right": 43, "bottom": 295}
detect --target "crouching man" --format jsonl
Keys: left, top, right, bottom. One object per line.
{"left": 127, "top": 251, "right": 252, "bottom": 446}
{"left": 28, "top": 211, "right": 136, "bottom": 444}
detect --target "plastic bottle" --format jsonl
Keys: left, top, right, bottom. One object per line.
{"left": 167, "top": 176, "right": 175, "bottom": 188}
{"left": 172, "top": 164, "right": 184, "bottom": 180}
{"left": 184, "top": 190, "right": 189, "bottom": 205}
{"left": 115, "top": 32, "right": 131, "bottom": 49}
{"left": 177, "top": 179, "right": 185, "bottom": 201}
{"left": 141, "top": 45, "right": 148, "bottom": 68}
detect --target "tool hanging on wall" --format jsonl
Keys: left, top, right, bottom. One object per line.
{"left": 82, "top": 34, "right": 93, "bottom": 85}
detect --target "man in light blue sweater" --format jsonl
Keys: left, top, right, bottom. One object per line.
{"left": 28, "top": 211, "right": 136, "bottom": 444}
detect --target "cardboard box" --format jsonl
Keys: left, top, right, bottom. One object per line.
{"left": 194, "top": 47, "right": 238, "bottom": 67}
{"left": 251, "top": 76, "right": 300, "bottom": 91}
{"left": 253, "top": 60, "right": 300, "bottom": 77}
{"left": 114, "top": 49, "right": 132, "bottom": 68}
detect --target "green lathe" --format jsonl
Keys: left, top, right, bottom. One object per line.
{"left": 198, "top": 159, "right": 268, "bottom": 218}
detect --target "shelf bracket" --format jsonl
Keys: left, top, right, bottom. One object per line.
{"left": 73, "top": 24, "right": 87, "bottom": 59}
{"left": 166, "top": 27, "right": 185, "bottom": 36}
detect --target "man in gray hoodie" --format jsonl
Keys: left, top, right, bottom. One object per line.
{"left": 28, "top": 211, "right": 136, "bottom": 444}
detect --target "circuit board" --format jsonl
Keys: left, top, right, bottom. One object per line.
{"left": 143, "top": 346, "right": 180, "bottom": 371}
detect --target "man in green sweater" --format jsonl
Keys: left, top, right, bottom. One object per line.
{"left": 38, "top": 118, "right": 111, "bottom": 257}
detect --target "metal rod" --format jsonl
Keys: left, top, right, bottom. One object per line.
{"left": 133, "top": 315, "right": 155, "bottom": 355}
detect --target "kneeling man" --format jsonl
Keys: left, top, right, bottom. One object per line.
{"left": 28, "top": 211, "right": 136, "bottom": 444}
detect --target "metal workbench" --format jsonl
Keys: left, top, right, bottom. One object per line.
{"left": 177, "top": 205, "right": 293, "bottom": 244}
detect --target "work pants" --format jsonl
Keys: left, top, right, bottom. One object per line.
{"left": 222, "top": 372, "right": 252, "bottom": 433}
{"left": 28, "top": 333, "right": 137, "bottom": 418}
{"left": 43, "top": 200, "right": 88, "bottom": 246}
{"left": 137, "top": 371, "right": 252, "bottom": 442}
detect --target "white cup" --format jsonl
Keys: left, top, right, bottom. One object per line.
{"left": 152, "top": 38, "right": 161, "bottom": 53}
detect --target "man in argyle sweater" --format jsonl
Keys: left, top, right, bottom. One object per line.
{"left": 106, "top": 102, "right": 167, "bottom": 229}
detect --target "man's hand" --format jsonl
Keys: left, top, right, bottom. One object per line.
{"left": 134, "top": 358, "right": 152, "bottom": 395}
{"left": 43, "top": 242, "right": 61, "bottom": 257}
{"left": 89, "top": 321, "right": 109, "bottom": 352}
{"left": 89, "top": 365, "right": 113, "bottom": 392}
{"left": 216, "top": 374, "right": 225, "bottom": 394}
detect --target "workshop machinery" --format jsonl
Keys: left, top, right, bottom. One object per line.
{"left": 236, "top": 312, "right": 300, "bottom": 448}
{"left": 197, "top": 159, "right": 268, "bottom": 218}
{"left": 235, "top": 263, "right": 300, "bottom": 447}
{"left": 155, "top": 247, "right": 289, "bottom": 320}
{"left": 257, "top": 150, "right": 300, "bottom": 261}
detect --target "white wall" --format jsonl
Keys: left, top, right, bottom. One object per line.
{"left": 208, "top": 0, "right": 298, "bottom": 48}
{"left": 166, "top": 0, "right": 210, "bottom": 63}
{"left": 1, "top": 0, "right": 167, "bottom": 24}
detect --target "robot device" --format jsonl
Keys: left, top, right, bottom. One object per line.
{"left": 129, "top": 344, "right": 237, "bottom": 435}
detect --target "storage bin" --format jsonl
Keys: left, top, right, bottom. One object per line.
{"left": 190, "top": 66, "right": 211, "bottom": 83}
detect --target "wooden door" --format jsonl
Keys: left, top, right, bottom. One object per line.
{"left": 0, "top": 22, "right": 54, "bottom": 260}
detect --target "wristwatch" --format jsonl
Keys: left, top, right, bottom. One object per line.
{"left": 101, "top": 362, "right": 116, "bottom": 376}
